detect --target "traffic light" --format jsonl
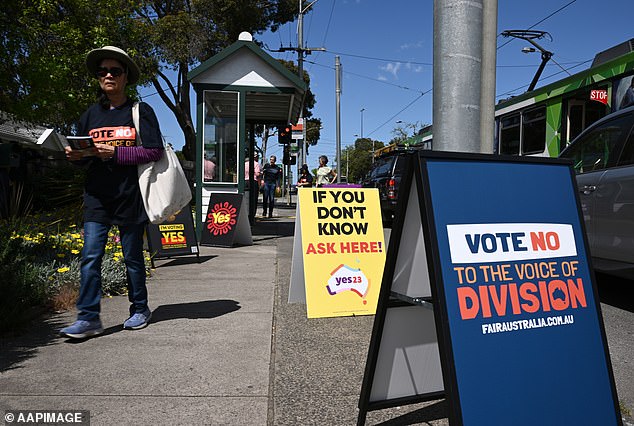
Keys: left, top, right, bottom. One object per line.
{"left": 283, "top": 144, "right": 296, "bottom": 165}
{"left": 278, "top": 124, "right": 292, "bottom": 144}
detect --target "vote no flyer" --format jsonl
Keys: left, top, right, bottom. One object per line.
{"left": 298, "top": 188, "right": 385, "bottom": 319}
{"left": 424, "top": 158, "right": 619, "bottom": 426}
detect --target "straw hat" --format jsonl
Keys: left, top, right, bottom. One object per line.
{"left": 86, "top": 46, "right": 140, "bottom": 85}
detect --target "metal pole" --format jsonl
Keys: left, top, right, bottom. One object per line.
{"left": 298, "top": 0, "right": 306, "bottom": 168}
{"left": 335, "top": 56, "right": 342, "bottom": 183}
{"left": 433, "top": 0, "right": 483, "bottom": 153}
{"left": 480, "top": 0, "right": 497, "bottom": 153}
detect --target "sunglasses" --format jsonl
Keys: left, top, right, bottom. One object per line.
{"left": 95, "top": 67, "right": 126, "bottom": 78}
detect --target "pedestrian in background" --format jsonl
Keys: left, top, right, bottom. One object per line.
{"left": 204, "top": 154, "right": 216, "bottom": 181}
{"left": 245, "top": 151, "right": 262, "bottom": 216}
{"left": 315, "top": 155, "right": 337, "bottom": 187}
{"left": 261, "top": 155, "right": 282, "bottom": 218}
{"left": 297, "top": 163, "right": 313, "bottom": 188}
{"left": 244, "top": 152, "right": 262, "bottom": 186}
{"left": 60, "top": 46, "right": 164, "bottom": 339}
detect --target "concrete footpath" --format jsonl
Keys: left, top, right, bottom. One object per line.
{"left": 1, "top": 202, "right": 633, "bottom": 426}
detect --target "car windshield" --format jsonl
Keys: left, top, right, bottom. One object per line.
{"left": 561, "top": 114, "right": 632, "bottom": 173}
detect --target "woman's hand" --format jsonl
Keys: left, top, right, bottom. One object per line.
{"left": 65, "top": 146, "right": 84, "bottom": 161}
{"left": 93, "top": 143, "right": 116, "bottom": 160}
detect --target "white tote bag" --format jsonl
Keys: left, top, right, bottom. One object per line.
{"left": 133, "top": 102, "right": 192, "bottom": 224}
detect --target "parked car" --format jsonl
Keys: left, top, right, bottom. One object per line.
{"left": 558, "top": 105, "right": 634, "bottom": 280}
{"left": 362, "top": 149, "right": 412, "bottom": 226}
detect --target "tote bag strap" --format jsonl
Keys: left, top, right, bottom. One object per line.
{"left": 132, "top": 101, "right": 143, "bottom": 146}
{"left": 133, "top": 101, "right": 167, "bottom": 148}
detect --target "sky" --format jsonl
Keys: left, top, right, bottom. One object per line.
{"left": 139, "top": 0, "right": 634, "bottom": 167}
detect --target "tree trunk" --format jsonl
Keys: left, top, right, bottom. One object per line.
{"left": 150, "top": 62, "right": 197, "bottom": 161}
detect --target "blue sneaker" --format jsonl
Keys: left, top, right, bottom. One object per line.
{"left": 60, "top": 319, "right": 104, "bottom": 339}
{"left": 123, "top": 309, "right": 152, "bottom": 330}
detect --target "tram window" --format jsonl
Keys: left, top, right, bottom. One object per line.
{"left": 585, "top": 101, "right": 607, "bottom": 129}
{"left": 522, "top": 107, "right": 546, "bottom": 155}
{"left": 500, "top": 114, "right": 520, "bottom": 155}
{"left": 568, "top": 104, "right": 584, "bottom": 142}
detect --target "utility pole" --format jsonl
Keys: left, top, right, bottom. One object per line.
{"left": 433, "top": 0, "right": 484, "bottom": 153}
{"left": 480, "top": 0, "right": 497, "bottom": 154}
{"left": 336, "top": 56, "right": 342, "bottom": 183}
{"left": 275, "top": 1, "right": 325, "bottom": 170}
{"left": 298, "top": 0, "right": 306, "bottom": 172}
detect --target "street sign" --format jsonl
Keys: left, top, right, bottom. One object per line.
{"left": 591, "top": 89, "right": 609, "bottom": 104}
{"left": 358, "top": 151, "right": 622, "bottom": 426}
{"left": 292, "top": 121, "right": 303, "bottom": 140}
{"left": 146, "top": 208, "right": 200, "bottom": 265}
{"left": 289, "top": 188, "right": 385, "bottom": 318}
{"left": 200, "top": 193, "right": 252, "bottom": 247}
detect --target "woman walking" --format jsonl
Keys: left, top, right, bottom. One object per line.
{"left": 60, "top": 46, "right": 164, "bottom": 339}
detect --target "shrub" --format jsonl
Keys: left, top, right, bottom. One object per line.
{"left": 0, "top": 212, "right": 153, "bottom": 334}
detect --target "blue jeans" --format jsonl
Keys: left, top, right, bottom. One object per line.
{"left": 77, "top": 222, "right": 148, "bottom": 321}
{"left": 262, "top": 182, "right": 276, "bottom": 214}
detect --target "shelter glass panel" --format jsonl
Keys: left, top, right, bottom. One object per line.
{"left": 203, "top": 90, "right": 239, "bottom": 183}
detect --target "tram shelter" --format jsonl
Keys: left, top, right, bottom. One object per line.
{"left": 188, "top": 32, "right": 306, "bottom": 240}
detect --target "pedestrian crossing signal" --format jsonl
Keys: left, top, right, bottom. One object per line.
{"left": 283, "top": 144, "right": 296, "bottom": 165}
{"left": 279, "top": 124, "right": 292, "bottom": 144}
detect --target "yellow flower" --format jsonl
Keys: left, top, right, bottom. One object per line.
{"left": 57, "top": 267, "right": 70, "bottom": 273}
{"left": 71, "top": 249, "right": 80, "bottom": 254}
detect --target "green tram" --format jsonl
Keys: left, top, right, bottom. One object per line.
{"left": 495, "top": 39, "right": 634, "bottom": 157}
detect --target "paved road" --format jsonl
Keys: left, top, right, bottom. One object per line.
{"left": 596, "top": 273, "right": 634, "bottom": 426}
{"left": 271, "top": 218, "right": 634, "bottom": 426}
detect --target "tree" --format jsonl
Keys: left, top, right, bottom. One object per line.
{"left": 343, "top": 137, "right": 384, "bottom": 182}
{"left": 255, "top": 59, "right": 321, "bottom": 161}
{"left": 1, "top": 0, "right": 136, "bottom": 133}
{"left": 1, "top": 0, "right": 301, "bottom": 160}
{"left": 129, "top": 0, "right": 300, "bottom": 160}
{"left": 389, "top": 120, "right": 429, "bottom": 145}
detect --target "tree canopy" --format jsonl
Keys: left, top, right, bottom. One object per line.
{"left": 254, "top": 59, "right": 321, "bottom": 161}
{"left": 342, "top": 137, "right": 384, "bottom": 183}
{"left": 1, "top": 0, "right": 309, "bottom": 159}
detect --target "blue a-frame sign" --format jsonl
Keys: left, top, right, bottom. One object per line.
{"left": 358, "top": 151, "right": 622, "bottom": 426}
